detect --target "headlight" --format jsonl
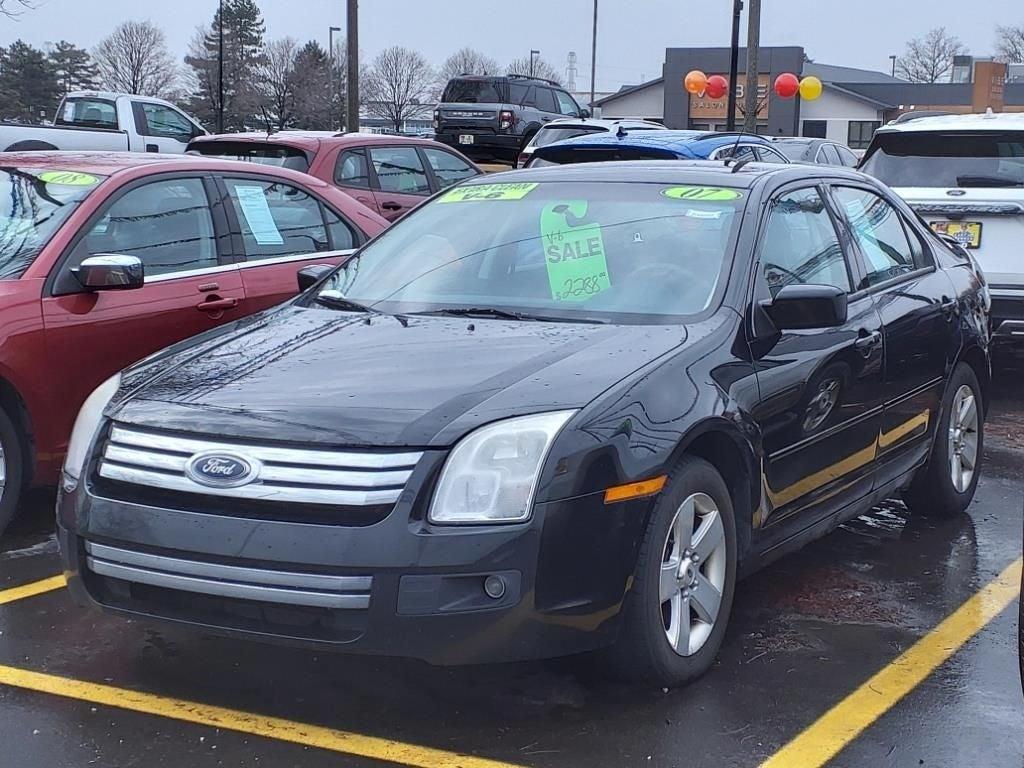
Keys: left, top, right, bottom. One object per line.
{"left": 64, "top": 373, "right": 121, "bottom": 481}
{"left": 428, "top": 410, "right": 576, "bottom": 524}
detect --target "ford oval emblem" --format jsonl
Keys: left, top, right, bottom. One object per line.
{"left": 185, "top": 452, "right": 256, "bottom": 488}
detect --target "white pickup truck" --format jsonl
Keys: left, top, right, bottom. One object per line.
{"left": 861, "top": 111, "right": 1024, "bottom": 341}
{"left": 0, "top": 91, "right": 207, "bottom": 154}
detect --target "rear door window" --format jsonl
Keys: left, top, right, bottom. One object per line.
{"left": 818, "top": 144, "right": 842, "bottom": 165}
{"left": 368, "top": 147, "right": 431, "bottom": 195}
{"left": 835, "top": 145, "right": 859, "bottom": 167}
{"left": 334, "top": 149, "right": 371, "bottom": 189}
{"left": 535, "top": 87, "right": 557, "bottom": 113}
{"left": 56, "top": 98, "right": 117, "bottom": 129}
{"left": 223, "top": 177, "right": 331, "bottom": 260}
{"left": 508, "top": 83, "right": 533, "bottom": 106}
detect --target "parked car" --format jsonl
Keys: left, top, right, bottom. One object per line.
{"left": 0, "top": 91, "right": 206, "bottom": 153}
{"left": 527, "top": 130, "right": 791, "bottom": 166}
{"left": 434, "top": 74, "right": 588, "bottom": 164}
{"left": 0, "top": 152, "right": 388, "bottom": 534}
{"left": 188, "top": 131, "right": 481, "bottom": 222}
{"left": 58, "top": 160, "right": 989, "bottom": 686}
{"left": 860, "top": 111, "right": 1024, "bottom": 341}
{"left": 516, "top": 117, "right": 666, "bottom": 168}
{"left": 772, "top": 137, "right": 859, "bottom": 167}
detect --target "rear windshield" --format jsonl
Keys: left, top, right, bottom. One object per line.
{"left": 533, "top": 126, "right": 606, "bottom": 148}
{"left": 532, "top": 146, "right": 677, "bottom": 166}
{"left": 0, "top": 168, "right": 104, "bottom": 279}
{"left": 442, "top": 79, "right": 505, "bottom": 103}
{"left": 861, "top": 131, "right": 1024, "bottom": 188}
{"left": 188, "top": 141, "right": 311, "bottom": 173}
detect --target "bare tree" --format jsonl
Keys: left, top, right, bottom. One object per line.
{"left": 506, "top": 55, "right": 562, "bottom": 84}
{"left": 259, "top": 37, "right": 298, "bottom": 129}
{"left": 364, "top": 46, "right": 435, "bottom": 132}
{"left": 0, "top": 0, "right": 34, "bottom": 18}
{"left": 94, "top": 20, "right": 177, "bottom": 97}
{"left": 995, "top": 24, "right": 1024, "bottom": 63}
{"left": 896, "top": 27, "right": 967, "bottom": 83}
{"left": 440, "top": 47, "right": 499, "bottom": 82}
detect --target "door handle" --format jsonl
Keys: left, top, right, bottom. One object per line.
{"left": 940, "top": 296, "right": 959, "bottom": 320}
{"left": 854, "top": 329, "right": 882, "bottom": 355}
{"left": 197, "top": 297, "right": 238, "bottom": 312}
{"left": 380, "top": 201, "right": 402, "bottom": 211}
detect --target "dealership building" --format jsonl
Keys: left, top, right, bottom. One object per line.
{"left": 594, "top": 47, "right": 1023, "bottom": 149}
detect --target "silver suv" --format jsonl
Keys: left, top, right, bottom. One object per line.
{"left": 434, "top": 74, "right": 588, "bottom": 164}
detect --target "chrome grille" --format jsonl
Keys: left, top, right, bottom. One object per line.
{"left": 98, "top": 425, "right": 422, "bottom": 507}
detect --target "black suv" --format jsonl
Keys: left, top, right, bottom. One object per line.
{"left": 434, "top": 74, "right": 588, "bottom": 163}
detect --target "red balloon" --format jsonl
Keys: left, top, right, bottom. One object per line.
{"left": 774, "top": 72, "right": 800, "bottom": 99}
{"left": 705, "top": 75, "right": 728, "bottom": 100}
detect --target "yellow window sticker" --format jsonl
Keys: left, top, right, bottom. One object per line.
{"left": 661, "top": 186, "right": 742, "bottom": 201}
{"left": 541, "top": 201, "right": 611, "bottom": 302}
{"left": 439, "top": 182, "right": 538, "bottom": 202}
{"left": 38, "top": 170, "right": 99, "bottom": 186}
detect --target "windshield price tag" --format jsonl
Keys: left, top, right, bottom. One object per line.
{"left": 439, "top": 182, "right": 538, "bottom": 203}
{"left": 37, "top": 171, "right": 99, "bottom": 186}
{"left": 661, "top": 186, "right": 742, "bottom": 201}
{"left": 541, "top": 201, "right": 611, "bottom": 302}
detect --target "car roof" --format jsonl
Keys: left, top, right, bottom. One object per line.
{"left": 876, "top": 110, "right": 1024, "bottom": 134}
{"left": 533, "top": 130, "right": 774, "bottom": 157}
{"left": 475, "top": 159, "right": 850, "bottom": 187}
{"left": 190, "top": 131, "right": 447, "bottom": 152}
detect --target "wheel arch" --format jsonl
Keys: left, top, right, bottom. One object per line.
{"left": 0, "top": 374, "right": 35, "bottom": 485}
{"left": 956, "top": 343, "right": 990, "bottom": 414}
{"left": 4, "top": 139, "right": 59, "bottom": 152}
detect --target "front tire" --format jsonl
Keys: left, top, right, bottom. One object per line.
{"left": 904, "top": 363, "right": 983, "bottom": 517}
{"left": 608, "top": 456, "right": 737, "bottom": 686}
{"left": 0, "top": 405, "right": 25, "bottom": 535}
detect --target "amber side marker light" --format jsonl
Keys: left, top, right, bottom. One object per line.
{"left": 604, "top": 475, "right": 667, "bottom": 504}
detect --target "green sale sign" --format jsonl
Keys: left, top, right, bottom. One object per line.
{"left": 540, "top": 201, "right": 611, "bottom": 302}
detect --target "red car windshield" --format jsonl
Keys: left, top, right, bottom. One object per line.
{"left": 0, "top": 168, "right": 105, "bottom": 280}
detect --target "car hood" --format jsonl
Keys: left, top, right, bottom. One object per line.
{"left": 112, "top": 306, "right": 688, "bottom": 447}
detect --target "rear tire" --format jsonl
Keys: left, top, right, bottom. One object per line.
{"left": 0, "top": 405, "right": 25, "bottom": 535}
{"left": 903, "top": 363, "right": 983, "bottom": 518}
{"left": 606, "top": 456, "right": 737, "bottom": 686}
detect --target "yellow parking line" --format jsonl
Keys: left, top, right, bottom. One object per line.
{"left": 0, "top": 574, "right": 66, "bottom": 606}
{"left": 760, "top": 556, "right": 1023, "bottom": 768}
{"left": 0, "top": 663, "right": 525, "bottom": 768}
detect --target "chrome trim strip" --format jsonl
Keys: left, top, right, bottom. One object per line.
{"left": 237, "top": 249, "right": 356, "bottom": 270}
{"left": 108, "top": 426, "right": 422, "bottom": 470}
{"left": 87, "top": 557, "right": 370, "bottom": 609}
{"left": 145, "top": 263, "right": 240, "bottom": 284}
{"left": 990, "top": 288, "right": 1024, "bottom": 299}
{"left": 768, "top": 405, "right": 884, "bottom": 461}
{"left": 85, "top": 542, "right": 372, "bottom": 592}
{"left": 883, "top": 376, "right": 944, "bottom": 409}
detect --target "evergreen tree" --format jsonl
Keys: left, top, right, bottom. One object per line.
{"left": 0, "top": 40, "right": 61, "bottom": 122}
{"left": 291, "top": 41, "right": 331, "bottom": 130}
{"left": 185, "top": 0, "right": 266, "bottom": 130}
{"left": 49, "top": 40, "right": 99, "bottom": 96}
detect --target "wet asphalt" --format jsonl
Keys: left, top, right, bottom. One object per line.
{"left": 1, "top": 354, "right": 1022, "bottom": 768}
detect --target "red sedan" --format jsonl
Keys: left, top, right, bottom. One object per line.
{"left": 187, "top": 131, "right": 482, "bottom": 221}
{"left": 0, "top": 151, "right": 388, "bottom": 532}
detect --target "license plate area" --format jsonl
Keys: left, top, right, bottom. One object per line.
{"left": 930, "top": 220, "right": 982, "bottom": 248}
{"left": 458, "top": 134, "right": 475, "bottom": 145}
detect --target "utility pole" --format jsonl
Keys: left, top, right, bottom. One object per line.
{"left": 590, "top": 0, "right": 598, "bottom": 107}
{"left": 889, "top": 54, "right": 897, "bottom": 77}
{"left": 346, "top": 0, "right": 359, "bottom": 132}
{"left": 217, "top": 0, "right": 224, "bottom": 133}
{"left": 726, "top": 0, "right": 743, "bottom": 132}
{"left": 743, "top": 0, "right": 761, "bottom": 133}
{"left": 530, "top": 49, "right": 540, "bottom": 78}
{"left": 329, "top": 25, "right": 341, "bottom": 131}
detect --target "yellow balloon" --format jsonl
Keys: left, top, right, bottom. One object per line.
{"left": 799, "top": 76, "right": 823, "bottom": 101}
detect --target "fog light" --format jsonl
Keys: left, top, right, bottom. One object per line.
{"left": 483, "top": 574, "right": 506, "bottom": 599}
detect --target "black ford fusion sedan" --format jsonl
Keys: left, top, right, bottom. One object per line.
{"left": 58, "top": 161, "right": 990, "bottom": 686}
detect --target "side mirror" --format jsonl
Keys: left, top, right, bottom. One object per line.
{"left": 579, "top": 107, "right": 592, "bottom": 118}
{"left": 760, "top": 284, "right": 848, "bottom": 330}
{"left": 71, "top": 254, "right": 144, "bottom": 291}
{"left": 297, "top": 263, "right": 335, "bottom": 292}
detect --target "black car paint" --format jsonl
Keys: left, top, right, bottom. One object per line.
{"left": 58, "top": 162, "right": 990, "bottom": 664}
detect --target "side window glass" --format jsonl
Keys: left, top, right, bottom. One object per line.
{"left": 836, "top": 146, "right": 859, "bottom": 167}
{"left": 323, "top": 207, "right": 357, "bottom": 250}
{"left": 78, "top": 178, "right": 217, "bottom": 278}
{"left": 535, "top": 87, "right": 557, "bottom": 113}
{"left": 224, "top": 177, "right": 330, "bottom": 260}
{"left": 555, "top": 90, "right": 579, "bottom": 116}
{"left": 761, "top": 188, "right": 851, "bottom": 296}
{"left": 422, "top": 148, "right": 478, "bottom": 189}
{"left": 833, "top": 187, "right": 918, "bottom": 287}
{"left": 368, "top": 147, "right": 430, "bottom": 195}
{"left": 756, "top": 147, "right": 788, "bottom": 164}
{"left": 141, "top": 103, "right": 195, "bottom": 142}
{"left": 716, "top": 145, "right": 756, "bottom": 161}
{"left": 819, "top": 144, "right": 842, "bottom": 165}
{"left": 335, "top": 149, "right": 371, "bottom": 189}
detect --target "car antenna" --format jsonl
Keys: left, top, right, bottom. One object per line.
{"left": 725, "top": 130, "right": 756, "bottom": 173}
{"left": 260, "top": 106, "right": 276, "bottom": 138}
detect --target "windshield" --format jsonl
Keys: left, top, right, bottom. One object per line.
{"left": 305, "top": 180, "right": 745, "bottom": 323}
{"left": 188, "top": 141, "right": 311, "bottom": 173}
{"left": 442, "top": 79, "right": 504, "bottom": 103}
{"left": 861, "top": 131, "right": 1024, "bottom": 188}
{"left": 0, "top": 168, "right": 104, "bottom": 280}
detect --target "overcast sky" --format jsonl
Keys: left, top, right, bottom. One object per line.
{"left": 0, "top": 0, "right": 1015, "bottom": 91}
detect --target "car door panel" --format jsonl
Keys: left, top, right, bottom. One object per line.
{"left": 332, "top": 147, "right": 382, "bottom": 214}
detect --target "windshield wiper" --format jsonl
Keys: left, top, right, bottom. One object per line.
{"left": 955, "top": 175, "right": 1024, "bottom": 188}
{"left": 411, "top": 307, "right": 607, "bottom": 324}
{"left": 313, "top": 293, "right": 380, "bottom": 314}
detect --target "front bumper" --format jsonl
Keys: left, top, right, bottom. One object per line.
{"left": 989, "top": 285, "right": 1024, "bottom": 341}
{"left": 57, "top": 470, "right": 648, "bottom": 665}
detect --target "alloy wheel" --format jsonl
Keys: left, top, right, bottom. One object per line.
{"left": 660, "top": 492, "right": 727, "bottom": 656}
{"left": 948, "top": 384, "right": 979, "bottom": 494}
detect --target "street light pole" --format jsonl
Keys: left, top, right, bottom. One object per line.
{"left": 328, "top": 25, "right": 341, "bottom": 131}
{"left": 889, "top": 54, "right": 897, "bottom": 77}
{"left": 530, "top": 49, "right": 540, "bottom": 78}
{"left": 589, "top": 0, "right": 598, "bottom": 108}
{"left": 726, "top": 0, "right": 743, "bottom": 132}
{"left": 346, "top": 0, "right": 359, "bottom": 132}
{"left": 217, "top": 0, "right": 224, "bottom": 133}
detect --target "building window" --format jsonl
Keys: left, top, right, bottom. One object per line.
{"left": 848, "top": 121, "right": 881, "bottom": 150}
{"left": 802, "top": 120, "right": 827, "bottom": 138}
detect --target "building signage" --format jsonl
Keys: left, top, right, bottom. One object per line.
{"left": 688, "top": 75, "right": 771, "bottom": 120}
